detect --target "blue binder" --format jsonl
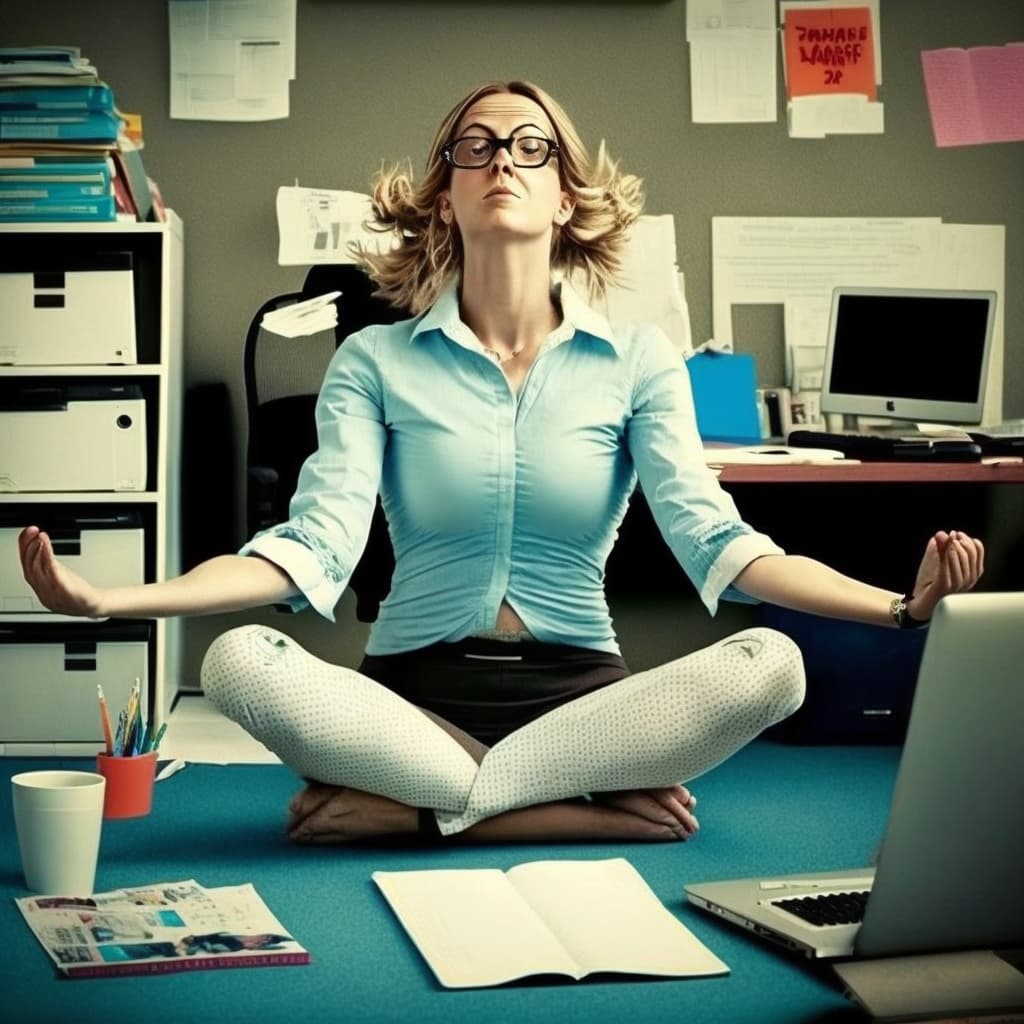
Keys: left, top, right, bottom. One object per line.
{"left": 0, "top": 109, "right": 121, "bottom": 143}
{"left": 0, "top": 85, "right": 115, "bottom": 112}
{"left": 685, "top": 351, "right": 762, "bottom": 443}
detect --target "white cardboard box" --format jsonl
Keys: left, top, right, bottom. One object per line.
{"left": 0, "top": 253, "right": 136, "bottom": 365}
{"left": 0, "top": 623, "right": 149, "bottom": 745}
{"left": 0, "top": 384, "right": 146, "bottom": 492}
{"left": 0, "top": 513, "right": 144, "bottom": 617}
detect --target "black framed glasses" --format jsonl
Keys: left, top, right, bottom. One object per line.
{"left": 442, "top": 134, "right": 560, "bottom": 169}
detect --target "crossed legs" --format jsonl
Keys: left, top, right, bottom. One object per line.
{"left": 200, "top": 626, "right": 804, "bottom": 844}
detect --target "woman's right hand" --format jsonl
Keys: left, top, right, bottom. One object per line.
{"left": 18, "top": 525, "right": 106, "bottom": 618}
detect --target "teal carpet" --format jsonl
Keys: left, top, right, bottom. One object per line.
{"left": 2, "top": 741, "right": 898, "bottom": 1023}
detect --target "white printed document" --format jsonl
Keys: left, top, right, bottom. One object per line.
{"left": 589, "top": 214, "right": 693, "bottom": 354}
{"left": 686, "top": 0, "right": 778, "bottom": 123}
{"left": 276, "top": 185, "right": 397, "bottom": 266}
{"left": 169, "top": 0, "right": 296, "bottom": 122}
{"left": 372, "top": 857, "right": 728, "bottom": 989}
{"left": 710, "top": 216, "right": 1006, "bottom": 425}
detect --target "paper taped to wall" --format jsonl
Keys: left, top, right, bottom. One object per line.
{"left": 276, "top": 186, "right": 397, "bottom": 266}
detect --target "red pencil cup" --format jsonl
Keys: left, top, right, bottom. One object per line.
{"left": 95, "top": 751, "right": 158, "bottom": 819}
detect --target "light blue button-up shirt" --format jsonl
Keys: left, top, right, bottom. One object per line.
{"left": 241, "top": 279, "right": 783, "bottom": 655}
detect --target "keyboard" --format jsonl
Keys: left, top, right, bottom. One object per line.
{"left": 788, "top": 430, "right": 982, "bottom": 462}
{"left": 773, "top": 889, "right": 870, "bottom": 927}
{"left": 977, "top": 418, "right": 1024, "bottom": 436}
{"left": 968, "top": 421, "right": 1024, "bottom": 454}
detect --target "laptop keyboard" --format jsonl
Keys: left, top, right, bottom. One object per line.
{"left": 772, "top": 890, "right": 870, "bottom": 927}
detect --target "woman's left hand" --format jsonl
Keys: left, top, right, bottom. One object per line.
{"left": 907, "top": 530, "right": 985, "bottom": 622}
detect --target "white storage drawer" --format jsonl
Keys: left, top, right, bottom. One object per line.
{"left": 0, "top": 383, "right": 146, "bottom": 492}
{"left": 0, "top": 510, "right": 144, "bottom": 617}
{"left": 0, "top": 622, "right": 149, "bottom": 745}
{"left": 0, "top": 251, "right": 136, "bottom": 366}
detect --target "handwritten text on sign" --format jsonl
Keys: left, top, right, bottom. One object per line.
{"left": 784, "top": 6, "right": 877, "bottom": 100}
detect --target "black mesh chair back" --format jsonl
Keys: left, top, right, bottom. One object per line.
{"left": 242, "top": 264, "right": 408, "bottom": 621}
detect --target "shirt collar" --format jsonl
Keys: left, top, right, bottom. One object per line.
{"left": 555, "top": 278, "right": 621, "bottom": 353}
{"left": 410, "top": 276, "right": 623, "bottom": 356}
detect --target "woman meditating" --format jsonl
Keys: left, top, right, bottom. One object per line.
{"left": 18, "top": 80, "right": 983, "bottom": 846}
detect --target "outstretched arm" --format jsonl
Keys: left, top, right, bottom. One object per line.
{"left": 733, "top": 530, "right": 984, "bottom": 626}
{"left": 18, "top": 525, "right": 298, "bottom": 619}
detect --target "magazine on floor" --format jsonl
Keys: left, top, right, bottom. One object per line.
{"left": 16, "top": 879, "right": 309, "bottom": 977}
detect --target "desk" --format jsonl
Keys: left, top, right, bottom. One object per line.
{"left": 609, "top": 460, "right": 1024, "bottom": 598}
{"left": 716, "top": 461, "right": 1024, "bottom": 485}
{"left": 603, "top": 457, "right": 1024, "bottom": 676}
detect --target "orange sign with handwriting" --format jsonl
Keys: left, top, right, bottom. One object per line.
{"left": 784, "top": 6, "right": 877, "bottom": 100}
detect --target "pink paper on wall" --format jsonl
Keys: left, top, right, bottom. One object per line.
{"left": 972, "top": 45, "right": 1024, "bottom": 142}
{"left": 921, "top": 43, "right": 1024, "bottom": 147}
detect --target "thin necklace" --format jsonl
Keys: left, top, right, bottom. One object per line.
{"left": 483, "top": 344, "right": 524, "bottom": 364}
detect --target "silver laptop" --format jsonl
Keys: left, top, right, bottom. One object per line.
{"left": 685, "top": 591, "right": 1024, "bottom": 960}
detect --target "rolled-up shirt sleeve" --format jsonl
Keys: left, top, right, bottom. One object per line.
{"left": 626, "top": 328, "right": 784, "bottom": 615}
{"left": 239, "top": 328, "right": 387, "bottom": 621}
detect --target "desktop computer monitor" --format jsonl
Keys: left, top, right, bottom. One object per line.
{"left": 819, "top": 286, "right": 997, "bottom": 425}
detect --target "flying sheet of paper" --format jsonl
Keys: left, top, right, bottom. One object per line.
{"left": 169, "top": 0, "right": 296, "bottom": 122}
{"left": 686, "top": 0, "right": 777, "bottom": 123}
{"left": 260, "top": 290, "right": 341, "bottom": 338}
{"left": 276, "top": 186, "right": 398, "bottom": 266}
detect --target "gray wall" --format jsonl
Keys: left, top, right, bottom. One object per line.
{"left": 6, "top": 1, "right": 1023, "bottom": 684}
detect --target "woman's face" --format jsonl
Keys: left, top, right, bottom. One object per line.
{"left": 440, "top": 93, "right": 573, "bottom": 249}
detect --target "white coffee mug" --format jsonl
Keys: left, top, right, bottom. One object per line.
{"left": 12, "top": 770, "right": 106, "bottom": 895}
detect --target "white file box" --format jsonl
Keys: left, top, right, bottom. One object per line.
{"left": 0, "top": 252, "right": 136, "bottom": 365}
{"left": 0, "top": 384, "right": 146, "bottom": 492}
{"left": 0, "top": 623, "right": 149, "bottom": 746}
{"left": 0, "top": 512, "right": 144, "bottom": 616}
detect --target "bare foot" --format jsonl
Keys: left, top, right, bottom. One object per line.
{"left": 592, "top": 785, "right": 699, "bottom": 839}
{"left": 460, "top": 796, "right": 698, "bottom": 843}
{"left": 284, "top": 782, "right": 701, "bottom": 845}
{"left": 286, "top": 783, "right": 417, "bottom": 844}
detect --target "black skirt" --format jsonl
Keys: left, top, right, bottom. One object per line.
{"left": 359, "top": 638, "right": 629, "bottom": 747}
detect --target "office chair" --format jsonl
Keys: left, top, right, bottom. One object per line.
{"left": 243, "top": 264, "right": 407, "bottom": 622}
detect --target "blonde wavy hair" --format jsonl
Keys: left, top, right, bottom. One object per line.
{"left": 356, "top": 80, "right": 645, "bottom": 314}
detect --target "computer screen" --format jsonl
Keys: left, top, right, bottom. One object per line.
{"left": 820, "top": 286, "right": 997, "bottom": 425}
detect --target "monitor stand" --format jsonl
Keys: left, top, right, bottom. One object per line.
{"left": 841, "top": 414, "right": 917, "bottom": 437}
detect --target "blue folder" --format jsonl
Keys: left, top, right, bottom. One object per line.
{"left": 0, "top": 193, "right": 116, "bottom": 221}
{"left": 0, "top": 85, "right": 115, "bottom": 111}
{"left": 0, "top": 108, "right": 120, "bottom": 143}
{"left": 685, "top": 351, "right": 762, "bottom": 444}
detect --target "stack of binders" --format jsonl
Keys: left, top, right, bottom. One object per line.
{"left": 0, "top": 46, "right": 136, "bottom": 223}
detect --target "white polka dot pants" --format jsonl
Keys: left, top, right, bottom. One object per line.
{"left": 200, "top": 626, "right": 480, "bottom": 812}
{"left": 201, "top": 625, "right": 804, "bottom": 835}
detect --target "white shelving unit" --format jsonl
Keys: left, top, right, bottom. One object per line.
{"left": 0, "top": 214, "right": 184, "bottom": 754}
